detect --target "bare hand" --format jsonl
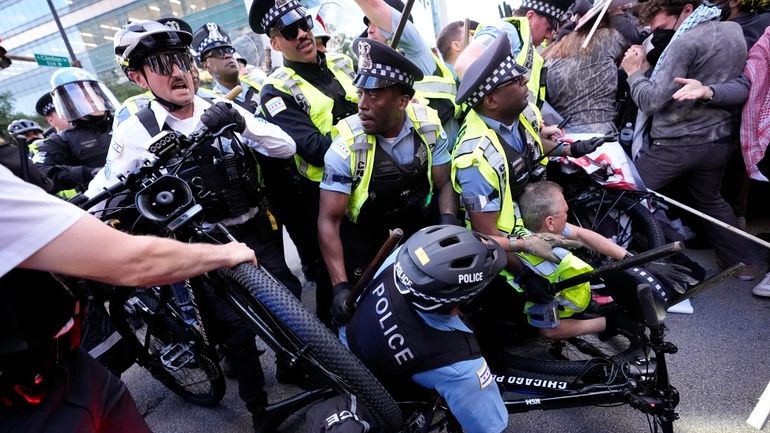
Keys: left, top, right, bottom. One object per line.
{"left": 540, "top": 124, "right": 565, "bottom": 141}
{"left": 621, "top": 45, "right": 647, "bottom": 75}
{"left": 222, "top": 241, "right": 258, "bottom": 266}
{"left": 672, "top": 77, "right": 712, "bottom": 102}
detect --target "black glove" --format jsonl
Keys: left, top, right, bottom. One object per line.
{"left": 438, "top": 213, "right": 462, "bottom": 226}
{"left": 331, "top": 282, "right": 353, "bottom": 325}
{"left": 201, "top": 101, "right": 246, "bottom": 134}
{"left": 645, "top": 261, "right": 699, "bottom": 295}
{"left": 518, "top": 268, "right": 555, "bottom": 304}
{"left": 569, "top": 138, "right": 602, "bottom": 157}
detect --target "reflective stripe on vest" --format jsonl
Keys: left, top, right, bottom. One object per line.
{"left": 334, "top": 103, "right": 440, "bottom": 223}
{"left": 516, "top": 245, "right": 593, "bottom": 315}
{"left": 505, "top": 17, "right": 546, "bottom": 108}
{"left": 451, "top": 110, "right": 542, "bottom": 234}
{"left": 266, "top": 54, "right": 358, "bottom": 182}
{"left": 413, "top": 54, "right": 460, "bottom": 118}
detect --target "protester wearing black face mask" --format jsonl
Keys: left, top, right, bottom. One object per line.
{"left": 620, "top": 0, "right": 760, "bottom": 282}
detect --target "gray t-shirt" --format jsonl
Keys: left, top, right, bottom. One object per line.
{"left": 544, "top": 29, "right": 627, "bottom": 133}
{"left": 628, "top": 20, "right": 747, "bottom": 146}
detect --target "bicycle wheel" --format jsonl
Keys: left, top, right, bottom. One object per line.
{"left": 219, "top": 264, "right": 404, "bottom": 433}
{"left": 569, "top": 193, "right": 666, "bottom": 267}
{"left": 109, "top": 288, "right": 226, "bottom": 406}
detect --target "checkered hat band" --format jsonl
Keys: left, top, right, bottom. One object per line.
{"left": 261, "top": 0, "right": 301, "bottom": 31}
{"left": 467, "top": 57, "right": 516, "bottom": 107}
{"left": 43, "top": 103, "right": 55, "bottom": 115}
{"left": 198, "top": 36, "right": 230, "bottom": 56}
{"left": 521, "top": 0, "right": 565, "bottom": 19}
{"left": 361, "top": 62, "right": 414, "bottom": 86}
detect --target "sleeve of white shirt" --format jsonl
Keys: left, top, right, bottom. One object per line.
{"left": 0, "top": 165, "right": 85, "bottom": 276}
{"left": 231, "top": 101, "right": 296, "bottom": 159}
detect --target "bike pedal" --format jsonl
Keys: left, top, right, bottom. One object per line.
{"left": 160, "top": 342, "right": 195, "bottom": 371}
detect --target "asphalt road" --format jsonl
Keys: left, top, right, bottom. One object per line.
{"left": 122, "top": 234, "right": 770, "bottom": 433}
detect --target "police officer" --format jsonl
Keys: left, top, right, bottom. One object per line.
{"left": 87, "top": 20, "right": 298, "bottom": 430}
{"left": 250, "top": 0, "right": 359, "bottom": 326}
{"left": 357, "top": 0, "right": 460, "bottom": 148}
{"left": 33, "top": 68, "right": 115, "bottom": 194}
{"left": 451, "top": 35, "right": 593, "bottom": 298}
{"left": 343, "top": 225, "right": 510, "bottom": 433}
{"left": 0, "top": 163, "right": 255, "bottom": 433}
{"left": 2, "top": 120, "right": 53, "bottom": 192}
{"left": 319, "top": 38, "right": 457, "bottom": 323}
{"left": 35, "top": 92, "right": 70, "bottom": 137}
{"left": 193, "top": 22, "right": 265, "bottom": 114}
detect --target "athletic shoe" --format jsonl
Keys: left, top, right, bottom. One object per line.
{"left": 752, "top": 273, "right": 770, "bottom": 297}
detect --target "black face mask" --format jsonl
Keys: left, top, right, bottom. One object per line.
{"left": 645, "top": 29, "right": 676, "bottom": 66}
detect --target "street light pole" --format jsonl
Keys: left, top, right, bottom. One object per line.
{"left": 45, "top": 0, "right": 81, "bottom": 67}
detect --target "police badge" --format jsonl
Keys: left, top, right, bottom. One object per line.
{"left": 163, "top": 20, "right": 181, "bottom": 31}
{"left": 358, "top": 41, "right": 372, "bottom": 71}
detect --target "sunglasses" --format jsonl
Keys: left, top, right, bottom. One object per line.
{"left": 497, "top": 75, "right": 526, "bottom": 89}
{"left": 203, "top": 46, "right": 235, "bottom": 61}
{"left": 273, "top": 16, "right": 314, "bottom": 41}
{"left": 143, "top": 51, "right": 193, "bottom": 76}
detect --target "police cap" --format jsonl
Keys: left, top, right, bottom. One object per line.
{"left": 456, "top": 34, "right": 528, "bottom": 107}
{"left": 35, "top": 92, "right": 56, "bottom": 117}
{"left": 352, "top": 38, "right": 423, "bottom": 90}
{"left": 192, "top": 23, "right": 233, "bottom": 61}
{"left": 157, "top": 16, "right": 193, "bottom": 34}
{"left": 249, "top": 0, "right": 308, "bottom": 35}
{"left": 520, "top": 0, "right": 573, "bottom": 29}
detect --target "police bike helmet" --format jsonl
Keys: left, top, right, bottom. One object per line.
{"left": 49, "top": 67, "right": 119, "bottom": 123}
{"left": 114, "top": 20, "right": 193, "bottom": 76}
{"left": 393, "top": 225, "right": 508, "bottom": 313}
{"left": 8, "top": 119, "right": 44, "bottom": 137}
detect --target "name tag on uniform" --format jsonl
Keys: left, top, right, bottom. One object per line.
{"left": 265, "top": 96, "right": 287, "bottom": 117}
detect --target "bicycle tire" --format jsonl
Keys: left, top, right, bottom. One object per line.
{"left": 109, "top": 288, "right": 226, "bottom": 406}
{"left": 569, "top": 193, "right": 666, "bottom": 267}
{"left": 220, "top": 264, "right": 404, "bottom": 433}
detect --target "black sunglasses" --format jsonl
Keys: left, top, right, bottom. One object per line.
{"left": 143, "top": 51, "right": 192, "bottom": 76}
{"left": 203, "top": 46, "right": 235, "bottom": 61}
{"left": 273, "top": 16, "right": 314, "bottom": 40}
{"left": 497, "top": 75, "right": 526, "bottom": 90}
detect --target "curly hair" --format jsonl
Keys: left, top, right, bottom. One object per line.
{"left": 638, "top": 0, "right": 703, "bottom": 25}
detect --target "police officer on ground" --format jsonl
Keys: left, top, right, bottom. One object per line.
{"left": 193, "top": 22, "right": 265, "bottom": 113}
{"left": 250, "top": 0, "right": 359, "bottom": 327}
{"left": 35, "top": 92, "right": 70, "bottom": 137}
{"left": 357, "top": 0, "right": 461, "bottom": 148}
{"left": 0, "top": 163, "right": 256, "bottom": 433}
{"left": 451, "top": 34, "right": 593, "bottom": 299}
{"left": 33, "top": 68, "right": 115, "bottom": 195}
{"left": 319, "top": 38, "right": 457, "bottom": 324}
{"left": 87, "top": 20, "right": 299, "bottom": 430}
{"left": 341, "top": 225, "right": 510, "bottom": 433}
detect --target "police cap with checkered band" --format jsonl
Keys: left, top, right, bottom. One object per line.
{"left": 351, "top": 38, "right": 423, "bottom": 90}
{"left": 249, "top": 0, "right": 309, "bottom": 35}
{"left": 519, "top": 0, "right": 572, "bottom": 30}
{"left": 455, "top": 33, "right": 528, "bottom": 107}
{"left": 192, "top": 23, "right": 233, "bottom": 61}
{"left": 35, "top": 92, "right": 56, "bottom": 117}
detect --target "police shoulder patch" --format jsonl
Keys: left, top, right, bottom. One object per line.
{"left": 110, "top": 140, "right": 124, "bottom": 157}
{"left": 265, "top": 96, "right": 287, "bottom": 117}
{"left": 331, "top": 139, "right": 351, "bottom": 160}
{"left": 476, "top": 359, "right": 493, "bottom": 389}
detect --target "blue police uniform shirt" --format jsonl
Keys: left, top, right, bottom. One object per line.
{"left": 321, "top": 114, "right": 450, "bottom": 194}
{"left": 340, "top": 248, "right": 508, "bottom": 433}
{"left": 474, "top": 20, "right": 524, "bottom": 59}
{"left": 454, "top": 114, "right": 523, "bottom": 213}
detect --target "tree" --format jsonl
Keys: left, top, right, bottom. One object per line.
{"left": 102, "top": 78, "right": 145, "bottom": 103}
{"left": 0, "top": 91, "right": 16, "bottom": 134}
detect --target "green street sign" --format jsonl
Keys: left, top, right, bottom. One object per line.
{"left": 34, "top": 53, "right": 71, "bottom": 67}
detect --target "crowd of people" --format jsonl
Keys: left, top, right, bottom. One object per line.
{"left": 2, "top": 0, "right": 770, "bottom": 431}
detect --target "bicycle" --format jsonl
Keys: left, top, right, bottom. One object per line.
{"left": 547, "top": 135, "right": 667, "bottom": 267}
{"left": 79, "top": 125, "right": 404, "bottom": 431}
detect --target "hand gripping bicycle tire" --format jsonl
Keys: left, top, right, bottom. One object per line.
{"left": 219, "top": 264, "right": 404, "bottom": 433}
{"left": 569, "top": 194, "right": 666, "bottom": 267}
{"left": 109, "top": 288, "right": 226, "bottom": 406}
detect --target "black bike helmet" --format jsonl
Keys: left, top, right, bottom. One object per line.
{"left": 114, "top": 20, "right": 193, "bottom": 76}
{"left": 8, "top": 119, "right": 43, "bottom": 136}
{"left": 393, "top": 225, "right": 507, "bottom": 313}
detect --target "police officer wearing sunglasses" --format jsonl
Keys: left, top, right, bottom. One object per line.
{"left": 86, "top": 20, "right": 298, "bottom": 431}
{"left": 250, "top": 0, "right": 359, "bottom": 328}
{"left": 193, "top": 22, "right": 266, "bottom": 114}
